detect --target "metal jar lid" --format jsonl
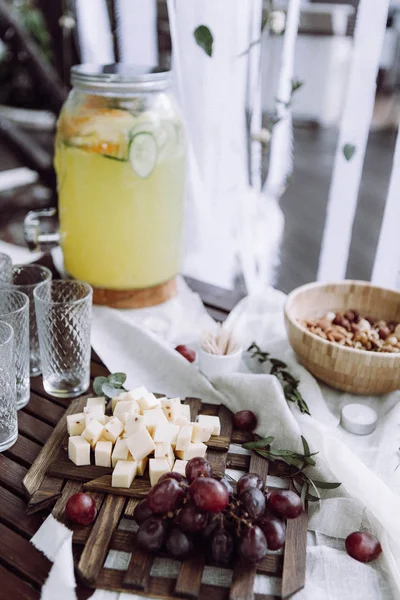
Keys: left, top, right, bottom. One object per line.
{"left": 71, "top": 64, "right": 171, "bottom": 95}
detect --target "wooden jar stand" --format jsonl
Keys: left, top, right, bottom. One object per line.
{"left": 92, "top": 277, "right": 177, "bottom": 309}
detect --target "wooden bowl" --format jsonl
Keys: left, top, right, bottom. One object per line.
{"left": 284, "top": 280, "right": 400, "bottom": 395}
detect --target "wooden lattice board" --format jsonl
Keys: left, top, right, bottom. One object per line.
{"left": 23, "top": 395, "right": 308, "bottom": 600}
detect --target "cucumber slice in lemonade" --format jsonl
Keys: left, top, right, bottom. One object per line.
{"left": 129, "top": 132, "right": 158, "bottom": 178}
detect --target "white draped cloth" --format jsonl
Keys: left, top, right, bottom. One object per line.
{"left": 1, "top": 242, "right": 398, "bottom": 599}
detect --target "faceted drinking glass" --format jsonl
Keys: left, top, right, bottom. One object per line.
{"left": 0, "top": 253, "right": 12, "bottom": 283}
{"left": 0, "top": 264, "right": 52, "bottom": 377}
{"left": 0, "top": 290, "right": 30, "bottom": 409}
{"left": 0, "top": 321, "right": 17, "bottom": 451}
{"left": 34, "top": 280, "right": 92, "bottom": 398}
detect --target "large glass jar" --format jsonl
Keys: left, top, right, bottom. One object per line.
{"left": 53, "top": 64, "right": 186, "bottom": 305}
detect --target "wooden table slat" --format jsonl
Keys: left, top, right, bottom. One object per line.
{"left": 4, "top": 434, "right": 42, "bottom": 468}
{"left": 22, "top": 392, "right": 65, "bottom": 426}
{"left": 0, "top": 454, "right": 28, "bottom": 497}
{"left": 0, "top": 522, "right": 51, "bottom": 588}
{"left": 17, "top": 409, "right": 53, "bottom": 445}
{"left": 0, "top": 562, "right": 39, "bottom": 600}
{"left": 0, "top": 485, "right": 45, "bottom": 538}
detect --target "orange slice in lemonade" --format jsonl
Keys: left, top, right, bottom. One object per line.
{"left": 59, "top": 108, "right": 136, "bottom": 161}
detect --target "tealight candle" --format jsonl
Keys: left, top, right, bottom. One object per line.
{"left": 340, "top": 403, "right": 377, "bottom": 435}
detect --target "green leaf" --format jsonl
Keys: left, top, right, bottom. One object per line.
{"left": 243, "top": 436, "right": 275, "bottom": 450}
{"left": 93, "top": 376, "right": 107, "bottom": 397}
{"left": 343, "top": 143, "right": 356, "bottom": 161}
{"left": 108, "top": 372, "right": 126, "bottom": 387}
{"left": 270, "top": 358, "right": 287, "bottom": 370}
{"left": 101, "top": 382, "right": 123, "bottom": 399}
{"left": 194, "top": 25, "right": 213, "bottom": 57}
{"left": 301, "top": 436, "right": 310, "bottom": 456}
{"left": 312, "top": 480, "right": 341, "bottom": 490}
{"left": 291, "top": 78, "right": 304, "bottom": 94}
{"left": 300, "top": 482, "right": 308, "bottom": 510}
{"left": 303, "top": 456, "right": 317, "bottom": 466}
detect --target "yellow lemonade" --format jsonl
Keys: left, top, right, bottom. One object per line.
{"left": 55, "top": 103, "right": 186, "bottom": 290}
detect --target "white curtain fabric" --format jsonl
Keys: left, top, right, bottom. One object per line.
{"left": 317, "top": 0, "right": 391, "bottom": 281}
{"left": 115, "top": 0, "right": 158, "bottom": 65}
{"left": 75, "top": 0, "right": 114, "bottom": 64}
{"left": 371, "top": 125, "right": 400, "bottom": 288}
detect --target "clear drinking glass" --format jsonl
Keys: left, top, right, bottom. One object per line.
{"left": 0, "top": 321, "right": 17, "bottom": 451}
{"left": 0, "top": 290, "right": 30, "bottom": 409}
{"left": 34, "top": 280, "right": 92, "bottom": 398}
{"left": 0, "top": 253, "right": 12, "bottom": 283}
{"left": 1, "top": 264, "right": 53, "bottom": 377}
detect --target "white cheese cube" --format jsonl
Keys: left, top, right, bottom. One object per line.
{"left": 126, "top": 428, "right": 156, "bottom": 463}
{"left": 173, "top": 415, "right": 191, "bottom": 428}
{"left": 142, "top": 408, "right": 168, "bottom": 435}
{"left": 95, "top": 440, "right": 112, "bottom": 467}
{"left": 191, "top": 422, "right": 213, "bottom": 443}
{"left": 68, "top": 436, "right": 91, "bottom": 466}
{"left": 86, "top": 396, "right": 106, "bottom": 413}
{"left": 103, "top": 416, "right": 124, "bottom": 443}
{"left": 154, "top": 441, "right": 175, "bottom": 468}
{"left": 67, "top": 413, "right": 85, "bottom": 436}
{"left": 84, "top": 405, "right": 106, "bottom": 425}
{"left": 81, "top": 419, "right": 104, "bottom": 448}
{"left": 175, "top": 425, "right": 193, "bottom": 452}
{"left": 153, "top": 422, "right": 180, "bottom": 445}
{"left": 175, "top": 442, "right": 207, "bottom": 461}
{"left": 137, "top": 392, "right": 161, "bottom": 413}
{"left": 172, "top": 459, "right": 188, "bottom": 477}
{"left": 136, "top": 456, "right": 148, "bottom": 476}
{"left": 112, "top": 460, "right": 137, "bottom": 488}
{"left": 180, "top": 404, "right": 191, "bottom": 421}
{"left": 130, "top": 386, "right": 149, "bottom": 401}
{"left": 113, "top": 400, "right": 139, "bottom": 421}
{"left": 197, "top": 415, "right": 221, "bottom": 436}
{"left": 161, "top": 397, "right": 181, "bottom": 422}
{"left": 112, "top": 438, "right": 129, "bottom": 467}
{"left": 111, "top": 390, "right": 141, "bottom": 412}
{"left": 149, "top": 458, "right": 171, "bottom": 486}
{"left": 124, "top": 413, "right": 145, "bottom": 437}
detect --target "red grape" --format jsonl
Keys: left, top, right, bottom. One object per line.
{"left": 133, "top": 499, "right": 153, "bottom": 524}
{"left": 240, "top": 488, "right": 266, "bottom": 520}
{"left": 202, "top": 516, "right": 220, "bottom": 539}
{"left": 258, "top": 515, "right": 286, "bottom": 550}
{"left": 186, "top": 457, "right": 213, "bottom": 483}
{"left": 175, "top": 345, "right": 196, "bottom": 363}
{"left": 345, "top": 532, "right": 382, "bottom": 563}
{"left": 237, "top": 473, "right": 263, "bottom": 496}
{"left": 189, "top": 477, "right": 229, "bottom": 512}
{"left": 214, "top": 475, "right": 234, "bottom": 496}
{"left": 166, "top": 528, "right": 194, "bottom": 558}
{"left": 159, "top": 472, "right": 187, "bottom": 484}
{"left": 177, "top": 505, "right": 208, "bottom": 534}
{"left": 147, "top": 478, "right": 185, "bottom": 514}
{"left": 233, "top": 410, "right": 258, "bottom": 432}
{"left": 267, "top": 490, "right": 302, "bottom": 519}
{"left": 137, "top": 516, "right": 167, "bottom": 552}
{"left": 238, "top": 525, "right": 268, "bottom": 563}
{"left": 210, "top": 529, "right": 235, "bottom": 565}
{"left": 65, "top": 492, "right": 97, "bottom": 525}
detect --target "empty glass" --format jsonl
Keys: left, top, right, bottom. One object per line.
{"left": 34, "top": 280, "right": 92, "bottom": 398}
{"left": 0, "top": 253, "right": 12, "bottom": 283}
{"left": 0, "top": 290, "right": 29, "bottom": 409}
{"left": 0, "top": 321, "right": 17, "bottom": 451}
{"left": 0, "top": 264, "right": 52, "bottom": 377}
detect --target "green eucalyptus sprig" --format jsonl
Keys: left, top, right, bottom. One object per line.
{"left": 247, "top": 342, "right": 311, "bottom": 415}
{"left": 93, "top": 372, "right": 127, "bottom": 399}
{"left": 243, "top": 435, "right": 341, "bottom": 506}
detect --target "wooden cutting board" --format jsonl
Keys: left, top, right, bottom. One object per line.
{"left": 23, "top": 396, "right": 308, "bottom": 600}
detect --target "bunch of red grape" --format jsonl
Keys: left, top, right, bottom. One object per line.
{"left": 133, "top": 456, "right": 303, "bottom": 564}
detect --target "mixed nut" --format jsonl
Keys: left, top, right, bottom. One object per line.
{"left": 300, "top": 310, "right": 400, "bottom": 353}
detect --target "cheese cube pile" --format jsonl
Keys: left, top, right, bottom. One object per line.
{"left": 66, "top": 388, "right": 221, "bottom": 489}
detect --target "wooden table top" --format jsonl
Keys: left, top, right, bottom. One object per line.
{"left": 0, "top": 259, "right": 243, "bottom": 600}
